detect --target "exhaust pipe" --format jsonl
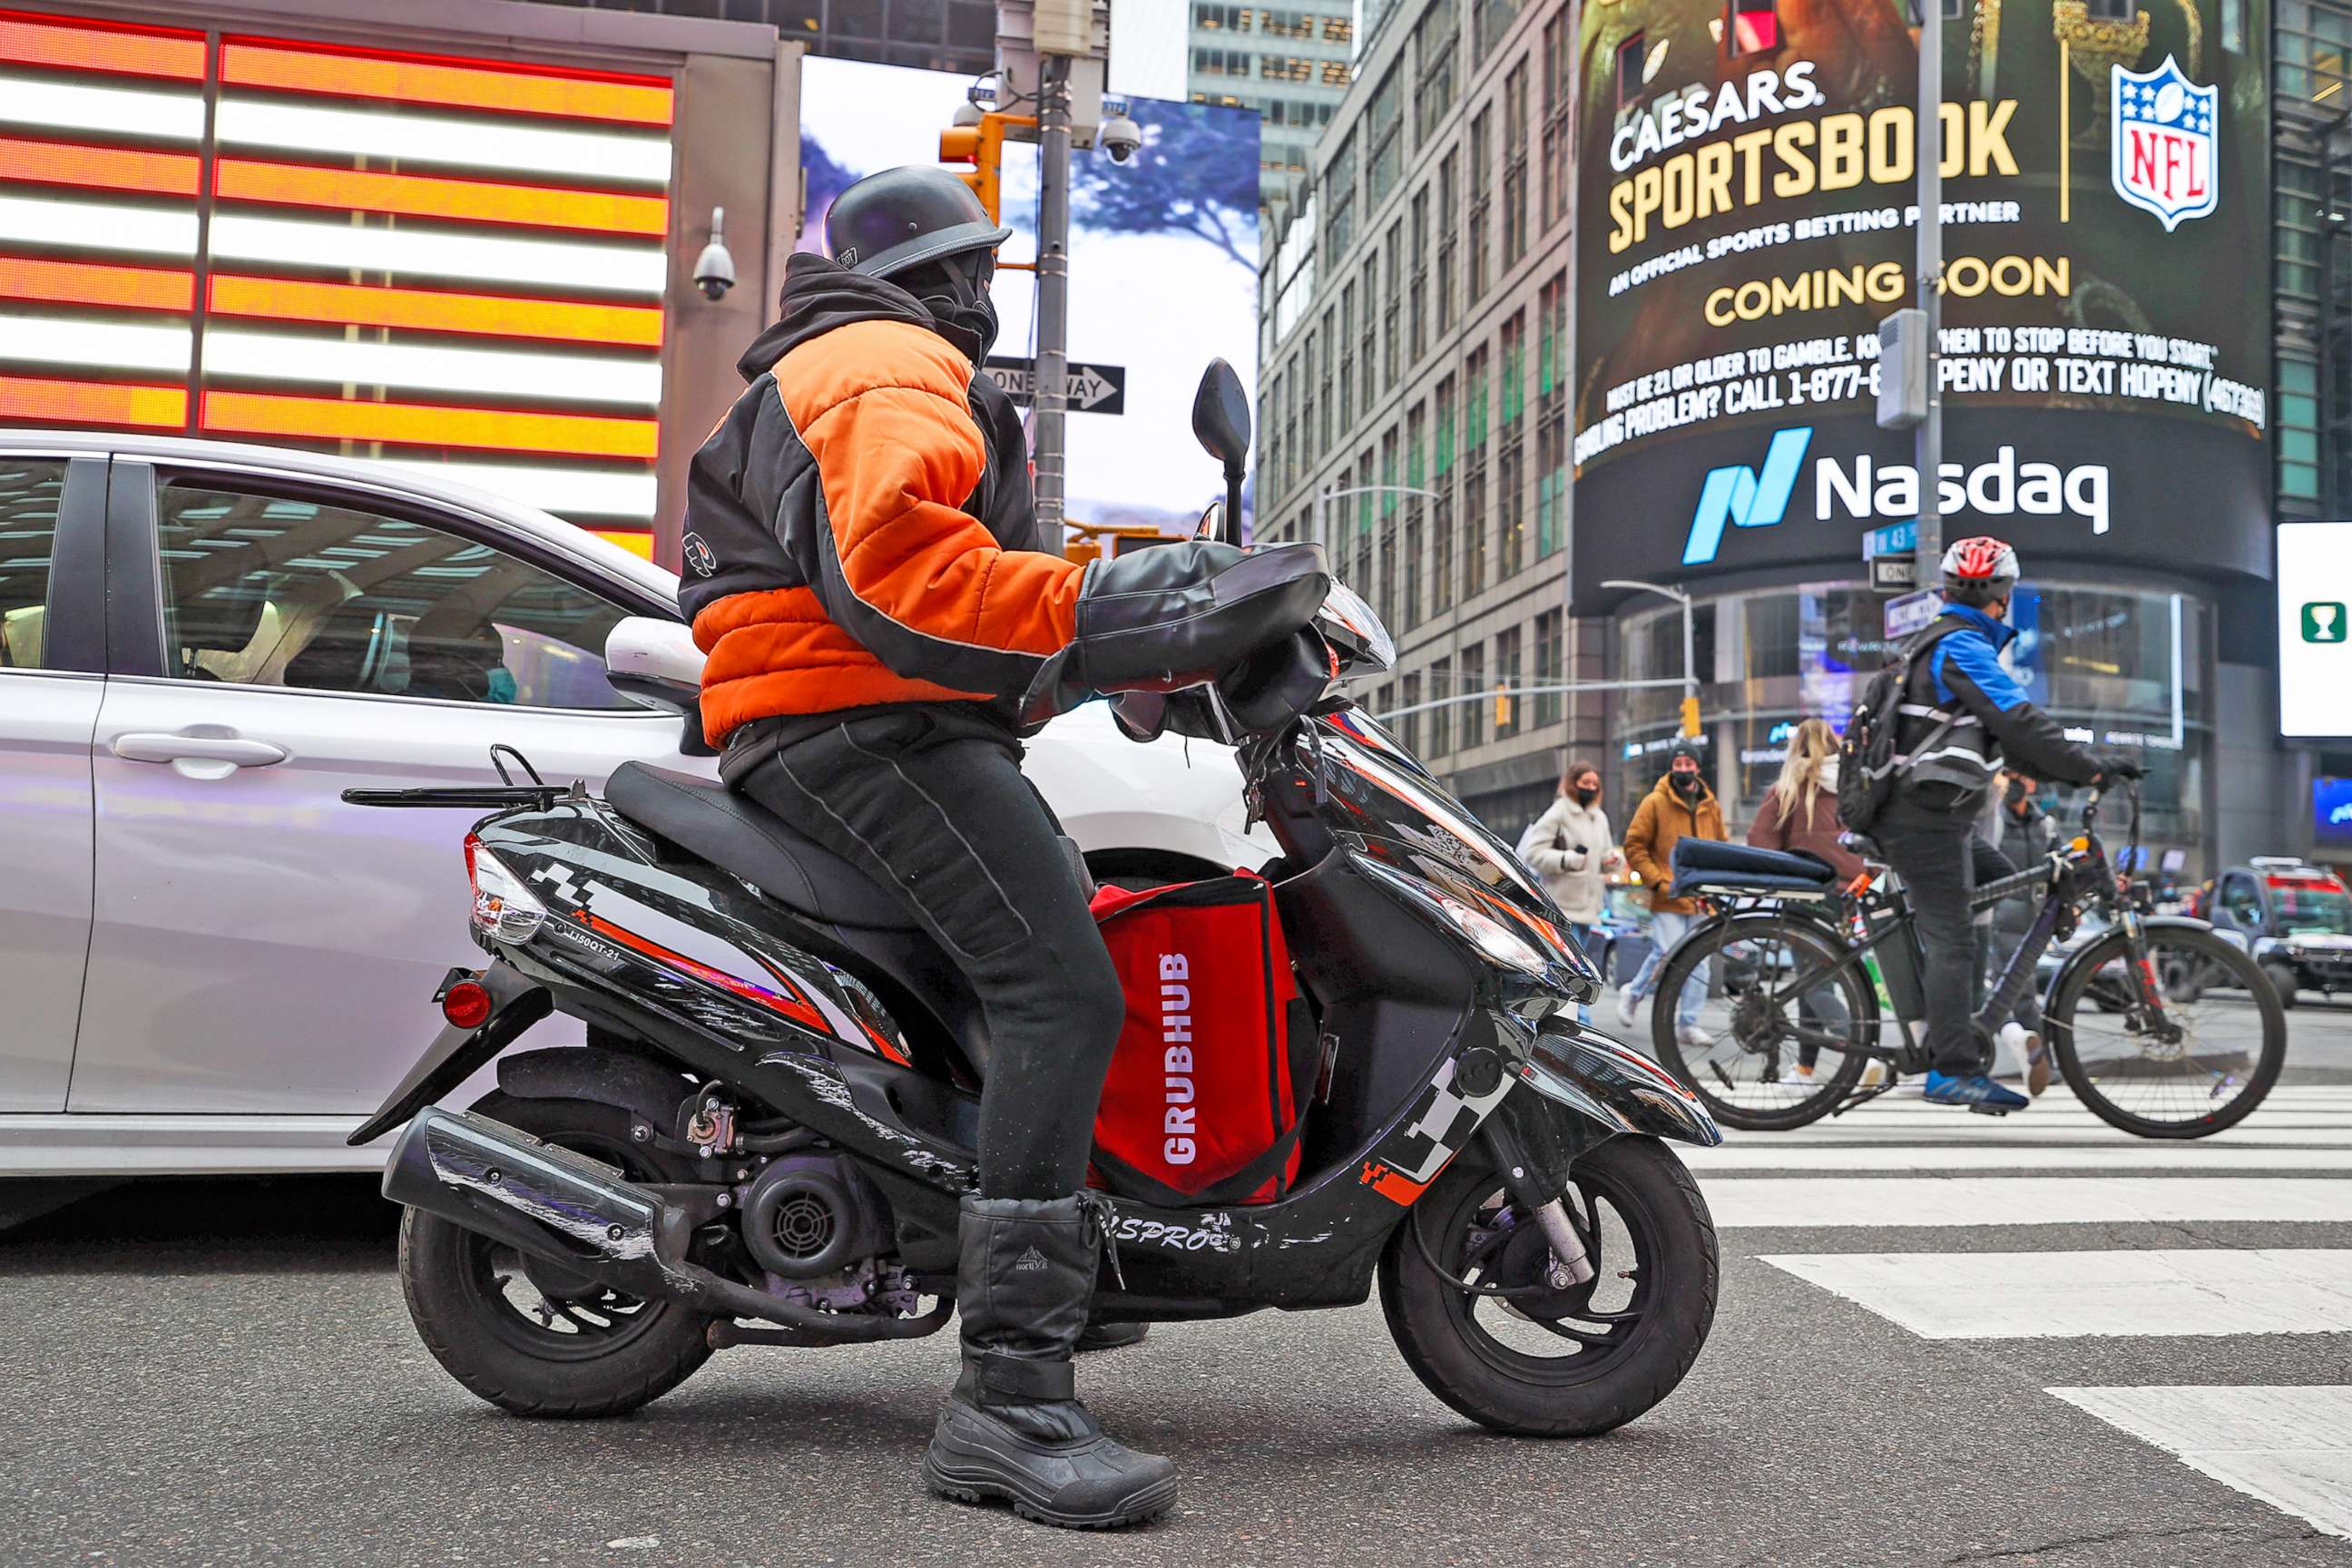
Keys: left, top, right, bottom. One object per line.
{"left": 384, "top": 1107, "right": 665, "bottom": 1273}
{"left": 384, "top": 1108, "right": 948, "bottom": 1344}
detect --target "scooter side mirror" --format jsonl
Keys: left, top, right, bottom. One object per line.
{"left": 1195, "top": 499, "right": 1227, "bottom": 543}
{"left": 605, "top": 615, "right": 716, "bottom": 756}
{"left": 1191, "top": 358, "right": 1250, "bottom": 477}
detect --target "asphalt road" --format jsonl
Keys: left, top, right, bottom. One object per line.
{"left": 7, "top": 1007, "right": 2352, "bottom": 1566}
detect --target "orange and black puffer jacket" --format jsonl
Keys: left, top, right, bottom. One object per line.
{"left": 678, "top": 252, "right": 1078, "bottom": 746}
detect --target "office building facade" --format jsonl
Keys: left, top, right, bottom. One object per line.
{"left": 1257, "top": 0, "right": 1583, "bottom": 834}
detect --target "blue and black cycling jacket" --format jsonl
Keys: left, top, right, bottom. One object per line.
{"left": 1894, "top": 603, "right": 2102, "bottom": 805}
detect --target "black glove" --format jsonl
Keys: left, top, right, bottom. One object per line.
{"left": 2092, "top": 749, "right": 2145, "bottom": 781}
{"left": 1218, "top": 626, "right": 1331, "bottom": 732}
{"left": 1021, "top": 543, "right": 1330, "bottom": 724}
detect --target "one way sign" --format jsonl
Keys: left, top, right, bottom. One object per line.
{"left": 981, "top": 357, "right": 1127, "bottom": 416}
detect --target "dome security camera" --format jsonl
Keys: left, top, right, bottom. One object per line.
{"left": 692, "top": 206, "right": 736, "bottom": 301}
{"left": 1101, "top": 112, "right": 1142, "bottom": 164}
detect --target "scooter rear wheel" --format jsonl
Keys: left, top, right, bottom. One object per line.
{"left": 1377, "top": 1134, "right": 1718, "bottom": 1437}
{"left": 399, "top": 1092, "right": 713, "bottom": 1418}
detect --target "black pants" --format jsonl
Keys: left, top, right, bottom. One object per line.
{"left": 732, "top": 705, "right": 1125, "bottom": 1200}
{"left": 1877, "top": 795, "right": 1987, "bottom": 1075}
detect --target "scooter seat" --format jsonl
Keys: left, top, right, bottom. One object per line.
{"left": 606, "top": 762, "right": 917, "bottom": 932}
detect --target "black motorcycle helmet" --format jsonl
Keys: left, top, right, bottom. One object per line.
{"left": 825, "top": 165, "right": 1012, "bottom": 281}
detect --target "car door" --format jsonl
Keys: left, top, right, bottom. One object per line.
{"left": 0, "top": 454, "right": 106, "bottom": 1111}
{"left": 74, "top": 461, "right": 686, "bottom": 1114}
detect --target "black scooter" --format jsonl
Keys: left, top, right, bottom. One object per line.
{"left": 348, "top": 374, "right": 1722, "bottom": 1440}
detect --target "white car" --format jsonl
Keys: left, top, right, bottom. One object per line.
{"left": 0, "top": 432, "right": 1264, "bottom": 1187}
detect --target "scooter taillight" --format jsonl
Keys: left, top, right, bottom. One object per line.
{"left": 442, "top": 978, "right": 493, "bottom": 1029}
{"left": 465, "top": 836, "right": 548, "bottom": 944}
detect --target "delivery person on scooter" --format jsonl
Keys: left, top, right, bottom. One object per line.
{"left": 675, "top": 166, "right": 1327, "bottom": 1529}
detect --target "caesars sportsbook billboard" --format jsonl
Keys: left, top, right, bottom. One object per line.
{"left": 1571, "top": 0, "right": 2269, "bottom": 610}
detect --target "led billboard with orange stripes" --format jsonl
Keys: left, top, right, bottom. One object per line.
{"left": 0, "top": 8, "right": 674, "bottom": 541}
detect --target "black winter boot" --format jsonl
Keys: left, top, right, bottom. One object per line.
{"left": 922, "top": 1195, "right": 1179, "bottom": 1528}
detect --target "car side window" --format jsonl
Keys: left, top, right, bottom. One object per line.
{"left": 153, "top": 483, "right": 636, "bottom": 710}
{"left": 0, "top": 459, "right": 67, "bottom": 672}
{"left": 2220, "top": 875, "right": 2262, "bottom": 928}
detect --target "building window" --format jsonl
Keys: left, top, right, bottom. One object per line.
{"left": 1323, "top": 13, "right": 1355, "bottom": 44}
{"left": 1429, "top": 656, "right": 1452, "bottom": 754}
{"left": 1461, "top": 641, "right": 1487, "bottom": 748}
{"left": 1494, "top": 627, "right": 1522, "bottom": 739}
{"left": 1319, "top": 309, "right": 1338, "bottom": 451}
{"left": 1299, "top": 327, "right": 1319, "bottom": 469}
{"left": 1196, "top": 46, "right": 1254, "bottom": 74}
{"left": 1433, "top": 373, "right": 1457, "bottom": 614}
{"left": 1408, "top": 186, "right": 1431, "bottom": 363}
{"left": 1382, "top": 221, "right": 1403, "bottom": 392}
{"left": 1338, "top": 284, "right": 1357, "bottom": 435}
{"left": 1415, "top": 0, "right": 1459, "bottom": 143}
{"left": 1436, "top": 148, "right": 1459, "bottom": 334}
{"left": 1193, "top": 3, "right": 1252, "bottom": 28}
{"left": 1728, "top": 0, "right": 1779, "bottom": 54}
{"left": 1473, "top": 0, "right": 1519, "bottom": 62}
{"left": 1405, "top": 401, "right": 1426, "bottom": 631}
{"left": 1360, "top": 256, "right": 1379, "bottom": 411}
{"left": 1462, "top": 344, "right": 1489, "bottom": 599}
{"left": 1321, "top": 59, "right": 1353, "bottom": 85}
{"left": 1260, "top": 8, "right": 1317, "bottom": 39}
{"left": 1323, "top": 131, "right": 1357, "bottom": 258}
{"left": 1501, "top": 61, "right": 1529, "bottom": 268}
{"left": 1536, "top": 272, "right": 1566, "bottom": 556}
{"left": 1616, "top": 32, "right": 1647, "bottom": 111}
{"left": 1466, "top": 106, "right": 1492, "bottom": 305}
{"left": 1261, "top": 54, "right": 1316, "bottom": 80}
{"left": 1367, "top": 61, "right": 1404, "bottom": 209}
{"left": 1398, "top": 671, "right": 1422, "bottom": 756}
{"left": 1534, "top": 610, "right": 1563, "bottom": 729}
{"left": 1539, "top": 11, "right": 1569, "bottom": 230}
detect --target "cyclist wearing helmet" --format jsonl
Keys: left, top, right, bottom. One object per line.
{"left": 1883, "top": 535, "right": 2141, "bottom": 1112}
{"left": 675, "top": 167, "right": 1328, "bottom": 1527}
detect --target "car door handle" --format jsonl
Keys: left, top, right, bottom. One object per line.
{"left": 111, "top": 732, "right": 290, "bottom": 768}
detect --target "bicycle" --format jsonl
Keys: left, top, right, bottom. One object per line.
{"left": 1642, "top": 781, "right": 2286, "bottom": 1139}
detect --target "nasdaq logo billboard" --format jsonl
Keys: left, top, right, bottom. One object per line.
{"left": 1681, "top": 426, "right": 1812, "bottom": 565}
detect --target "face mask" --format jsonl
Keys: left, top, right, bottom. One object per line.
{"left": 1573, "top": 785, "right": 1599, "bottom": 807}
{"left": 910, "top": 251, "right": 1000, "bottom": 357}
{"left": 1671, "top": 771, "right": 1700, "bottom": 797}
{"left": 2006, "top": 778, "right": 2030, "bottom": 806}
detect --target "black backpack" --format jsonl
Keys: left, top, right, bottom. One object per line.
{"left": 1836, "top": 620, "right": 1963, "bottom": 834}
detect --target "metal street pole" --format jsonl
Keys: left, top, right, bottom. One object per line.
{"left": 1034, "top": 54, "right": 1072, "bottom": 549}
{"left": 1601, "top": 578, "right": 1696, "bottom": 705}
{"left": 1914, "top": 0, "right": 1944, "bottom": 588}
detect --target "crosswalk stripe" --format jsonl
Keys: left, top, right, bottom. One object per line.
{"left": 2046, "top": 1387, "right": 2352, "bottom": 1539}
{"left": 1689, "top": 1142, "right": 2352, "bottom": 1172}
{"left": 1702, "top": 1175, "right": 2350, "bottom": 1228}
{"left": 1758, "top": 1249, "right": 2352, "bottom": 1338}
{"left": 1704, "top": 1122, "right": 2352, "bottom": 1145}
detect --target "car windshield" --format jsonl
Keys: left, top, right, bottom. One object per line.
{"left": 2276, "top": 887, "right": 2352, "bottom": 935}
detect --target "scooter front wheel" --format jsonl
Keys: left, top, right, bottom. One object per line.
{"left": 1377, "top": 1135, "right": 1718, "bottom": 1437}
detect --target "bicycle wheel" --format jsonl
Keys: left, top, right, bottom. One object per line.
{"left": 2049, "top": 925, "right": 2286, "bottom": 1139}
{"left": 1649, "top": 913, "right": 1876, "bottom": 1131}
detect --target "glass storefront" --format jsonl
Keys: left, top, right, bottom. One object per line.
{"left": 1613, "top": 581, "right": 2214, "bottom": 873}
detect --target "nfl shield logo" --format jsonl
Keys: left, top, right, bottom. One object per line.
{"left": 2111, "top": 56, "right": 2219, "bottom": 231}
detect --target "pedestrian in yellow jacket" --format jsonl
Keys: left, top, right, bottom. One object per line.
{"left": 1614, "top": 745, "right": 1727, "bottom": 1040}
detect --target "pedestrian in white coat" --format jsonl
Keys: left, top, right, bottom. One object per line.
{"left": 1516, "top": 758, "right": 1622, "bottom": 1023}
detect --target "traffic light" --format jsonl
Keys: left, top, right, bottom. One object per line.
{"left": 1679, "top": 695, "right": 1702, "bottom": 737}
{"left": 939, "top": 113, "right": 1008, "bottom": 223}
{"left": 1494, "top": 683, "right": 1514, "bottom": 732}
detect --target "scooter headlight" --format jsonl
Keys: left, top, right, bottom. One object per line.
{"left": 1356, "top": 858, "right": 1554, "bottom": 979}
{"left": 466, "top": 835, "right": 547, "bottom": 945}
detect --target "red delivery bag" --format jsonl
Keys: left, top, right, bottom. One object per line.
{"left": 1086, "top": 874, "right": 1309, "bottom": 1205}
